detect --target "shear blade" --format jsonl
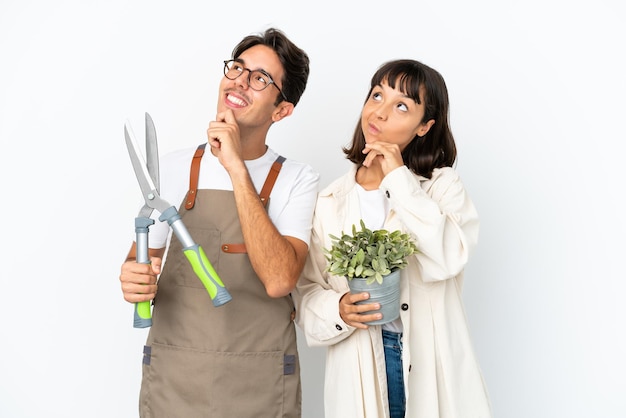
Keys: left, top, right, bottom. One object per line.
{"left": 145, "top": 112, "right": 160, "bottom": 192}
{"left": 125, "top": 121, "right": 158, "bottom": 196}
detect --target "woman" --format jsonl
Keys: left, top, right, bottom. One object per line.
{"left": 293, "top": 59, "right": 492, "bottom": 418}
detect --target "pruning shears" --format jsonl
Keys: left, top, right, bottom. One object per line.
{"left": 124, "top": 113, "right": 232, "bottom": 328}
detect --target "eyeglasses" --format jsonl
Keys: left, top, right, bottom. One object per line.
{"left": 223, "top": 59, "right": 287, "bottom": 102}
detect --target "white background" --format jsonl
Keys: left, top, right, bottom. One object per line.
{"left": 1, "top": 1, "right": 624, "bottom": 417}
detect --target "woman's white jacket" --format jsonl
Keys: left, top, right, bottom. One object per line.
{"left": 293, "top": 165, "right": 492, "bottom": 418}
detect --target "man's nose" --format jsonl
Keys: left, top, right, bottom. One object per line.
{"left": 235, "top": 69, "right": 252, "bottom": 89}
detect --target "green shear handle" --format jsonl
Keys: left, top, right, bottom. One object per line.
{"left": 160, "top": 206, "right": 232, "bottom": 306}
{"left": 133, "top": 217, "right": 155, "bottom": 328}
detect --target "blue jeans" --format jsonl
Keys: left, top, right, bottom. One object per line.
{"left": 383, "top": 330, "right": 405, "bottom": 418}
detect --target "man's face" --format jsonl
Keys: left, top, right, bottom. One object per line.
{"left": 217, "top": 44, "right": 285, "bottom": 130}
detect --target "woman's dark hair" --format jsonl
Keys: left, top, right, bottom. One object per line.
{"left": 232, "top": 27, "right": 310, "bottom": 107}
{"left": 343, "top": 59, "right": 456, "bottom": 178}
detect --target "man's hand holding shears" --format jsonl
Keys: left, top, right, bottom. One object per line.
{"left": 120, "top": 247, "right": 161, "bottom": 304}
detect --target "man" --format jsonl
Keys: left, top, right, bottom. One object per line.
{"left": 119, "top": 28, "right": 318, "bottom": 417}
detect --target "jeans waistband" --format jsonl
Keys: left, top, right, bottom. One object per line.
{"left": 382, "top": 329, "right": 403, "bottom": 345}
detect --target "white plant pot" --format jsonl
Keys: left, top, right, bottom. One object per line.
{"left": 347, "top": 269, "right": 401, "bottom": 326}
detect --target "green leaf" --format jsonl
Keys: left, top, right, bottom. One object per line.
{"left": 323, "top": 219, "right": 418, "bottom": 280}
{"left": 355, "top": 264, "right": 363, "bottom": 277}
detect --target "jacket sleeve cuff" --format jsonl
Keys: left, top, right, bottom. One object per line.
{"left": 301, "top": 288, "right": 356, "bottom": 346}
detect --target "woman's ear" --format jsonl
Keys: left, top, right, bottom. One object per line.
{"left": 416, "top": 119, "right": 435, "bottom": 137}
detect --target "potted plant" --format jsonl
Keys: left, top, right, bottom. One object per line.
{"left": 324, "top": 220, "right": 417, "bottom": 325}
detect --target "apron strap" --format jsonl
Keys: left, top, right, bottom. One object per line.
{"left": 259, "top": 155, "right": 286, "bottom": 207}
{"left": 184, "top": 143, "right": 207, "bottom": 210}
{"left": 184, "top": 143, "right": 285, "bottom": 254}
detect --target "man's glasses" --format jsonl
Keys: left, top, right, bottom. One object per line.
{"left": 223, "top": 60, "right": 287, "bottom": 102}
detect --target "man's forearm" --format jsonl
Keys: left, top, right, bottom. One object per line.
{"left": 231, "top": 171, "right": 305, "bottom": 297}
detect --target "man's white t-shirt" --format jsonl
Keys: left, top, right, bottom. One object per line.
{"left": 137, "top": 145, "right": 319, "bottom": 249}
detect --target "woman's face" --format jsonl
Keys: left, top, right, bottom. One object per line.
{"left": 360, "top": 79, "right": 434, "bottom": 151}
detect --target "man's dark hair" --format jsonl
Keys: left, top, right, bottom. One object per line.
{"left": 232, "top": 28, "right": 310, "bottom": 107}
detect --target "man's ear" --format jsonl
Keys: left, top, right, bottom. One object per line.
{"left": 416, "top": 119, "right": 435, "bottom": 137}
{"left": 272, "top": 102, "right": 295, "bottom": 122}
